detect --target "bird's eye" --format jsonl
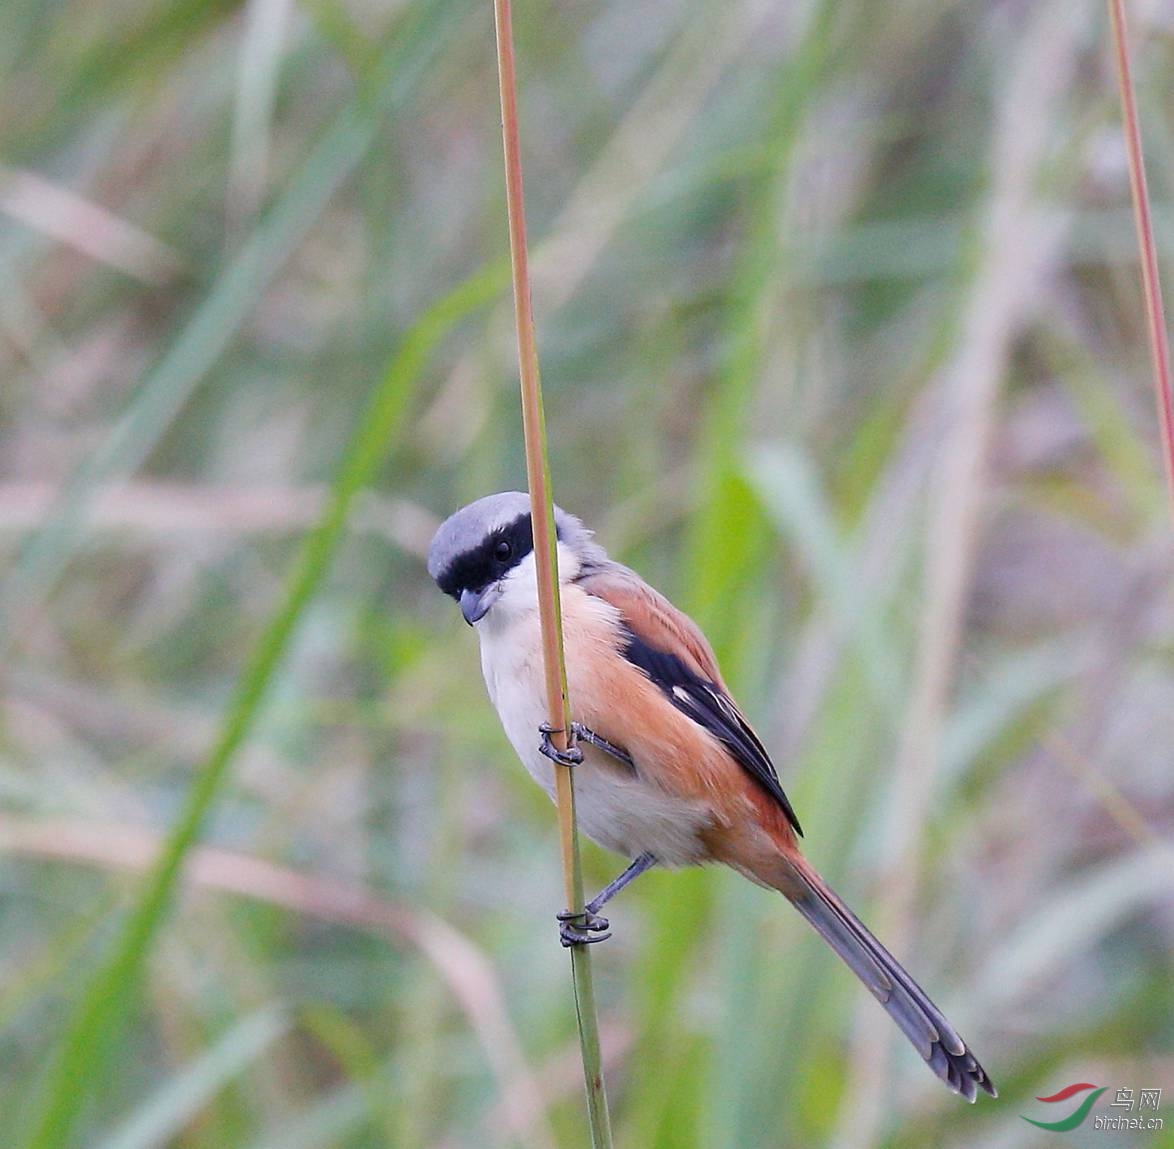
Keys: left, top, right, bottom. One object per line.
{"left": 494, "top": 540, "right": 512, "bottom": 562}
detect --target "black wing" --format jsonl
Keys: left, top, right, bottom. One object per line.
{"left": 621, "top": 628, "right": 803, "bottom": 836}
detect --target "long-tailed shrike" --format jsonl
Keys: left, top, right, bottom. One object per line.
{"left": 427, "top": 491, "right": 995, "bottom": 1101}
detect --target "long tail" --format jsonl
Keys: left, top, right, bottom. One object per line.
{"left": 782, "top": 855, "right": 996, "bottom": 1101}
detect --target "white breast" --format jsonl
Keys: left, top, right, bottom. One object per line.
{"left": 476, "top": 604, "right": 711, "bottom": 867}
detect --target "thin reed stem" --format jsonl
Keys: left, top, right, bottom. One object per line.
{"left": 492, "top": 2, "right": 614, "bottom": 1144}
{"left": 1107, "top": 0, "right": 1174, "bottom": 518}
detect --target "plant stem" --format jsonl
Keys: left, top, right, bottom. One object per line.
{"left": 1108, "top": 0, "right": 1174, "bottom": 517}
{"left": 492, "top": 2, "right": 614, "bottom": 1144}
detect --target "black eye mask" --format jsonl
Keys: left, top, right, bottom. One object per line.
{"left": 434, "top": 512, "right": 535, "bottom": 600}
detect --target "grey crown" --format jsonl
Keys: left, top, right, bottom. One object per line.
{"left": 427, "top": 490, "right": 604, "bottom": 583}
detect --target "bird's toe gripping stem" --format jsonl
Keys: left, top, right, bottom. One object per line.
{"left": 538, "top": 722, "right": 583, "bottom": 767}
{"left": 539, "top": 721, "right": 634, "bottom": 769}
{"left": 556, "top": 908, "right": 611, "bottom": 947}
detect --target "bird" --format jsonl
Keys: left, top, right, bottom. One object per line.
{"left": 427, "top": 491, "right": 996, "bottom": 1102}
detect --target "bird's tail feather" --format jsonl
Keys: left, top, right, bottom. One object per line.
{"left": 781, "top": 856, "right": 996, "bottom": 1102}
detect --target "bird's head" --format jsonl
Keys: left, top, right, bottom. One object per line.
{"left": 427, "top": 491, "right": 604, "bottom": 627}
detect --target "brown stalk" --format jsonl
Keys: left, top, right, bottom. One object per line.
{"left": 1108, "top": 0, "right": 1174, "bottom": 514}
{"left": 492, "top": 2, "right": 613, "bottom": 1144}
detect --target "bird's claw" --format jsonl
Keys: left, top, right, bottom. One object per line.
{"left": 557, "top": 909, "right": 611, "bottom": 947}
{"left": 538, "top": 723, "right": 583, "bottom": 767}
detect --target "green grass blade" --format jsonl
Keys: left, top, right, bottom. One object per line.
{"left": 18, "top": 260, "right": 505, "bottom": 1149}
{"left": 685, "top": 6, "right": 837, "bottom": 1145}
{"left": 976, "top": 844, "right": 1174, "bottom": 1008}
{"left": 93, "top": 1007, "right": 289, "bottom": 1149}
{"left": 749, "top": 443, "right": 902, "bottom": 711}
{"left": 0, "top": 0, "right": 470, "bottom": 656}
{"left": 241, "top": 1078, "right": 376, "bottom": 1149}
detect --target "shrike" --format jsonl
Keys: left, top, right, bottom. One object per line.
{"left": 428, "top": 491, "right": 995, "bottom": 1101}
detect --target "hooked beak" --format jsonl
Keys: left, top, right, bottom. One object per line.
{"left": 460, "top": 583, "right": 501, "bottom": 626}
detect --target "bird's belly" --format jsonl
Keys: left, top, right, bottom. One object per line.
{"left": 479, "top": 628, "right": 711, "bottom": 866}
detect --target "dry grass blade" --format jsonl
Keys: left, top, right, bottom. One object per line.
{"left": 16, "top": 254, "right": 503, "bottom": 1149}
{"left": 0, "top": 0, "right": 466, "bottom": 657}
{"left": 430, "top": 1023, "right": 634, "bottom": 1149}
{"left": 833, "top": 5, "right": 1085, "bottom": 1143}
{"left": 0, "top": 481, "right": 436, "bottom": 553}
{"left": 0, "top": 815, "right": 558, "bottom": 1149}
{"left": 0, "top": 166, "right": 186, "bottom": 283}
{"left": 8, "top": 1, "right": 1172, "bottom": 1144}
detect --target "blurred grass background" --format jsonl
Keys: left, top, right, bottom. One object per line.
{"left": 2, "top": 1, "right": 1173, "bottom": 1147}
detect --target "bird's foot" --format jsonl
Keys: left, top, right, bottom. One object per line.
{"left": 557, "top": 908, "right": 611, "bottom": 947}
{"left": 538, "top": 723, "right": 583, "bottom": 767}
{"left": 539, "top": 721, "right": 634, "bottom": 770}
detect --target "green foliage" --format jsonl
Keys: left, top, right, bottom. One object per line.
{"left": 1, "top": 2, "right": 1171, "bottom": 1147}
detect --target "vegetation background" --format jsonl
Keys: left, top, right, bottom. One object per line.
{"left": 1, "top": 1, "right": 1171, "bottom": 1147}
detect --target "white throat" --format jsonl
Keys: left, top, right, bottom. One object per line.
{"left": 474, "top": 541, "right": 582, "bottom": 637}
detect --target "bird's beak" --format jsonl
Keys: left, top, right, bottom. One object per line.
{"left": 460, "top": 584, "right": 501, "bottom": 626}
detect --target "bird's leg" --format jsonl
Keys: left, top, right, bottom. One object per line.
{"left": 568, "top": 722, "right": 634, "bottom": 768}
{"left": 538, "top": 721, "right": 634, "bottom": 769}
{"left": 558, "top": 852, "right": 657, "bottom": 947}
{"left": 584, "top": 851, "right": 657, "bottom": 916}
